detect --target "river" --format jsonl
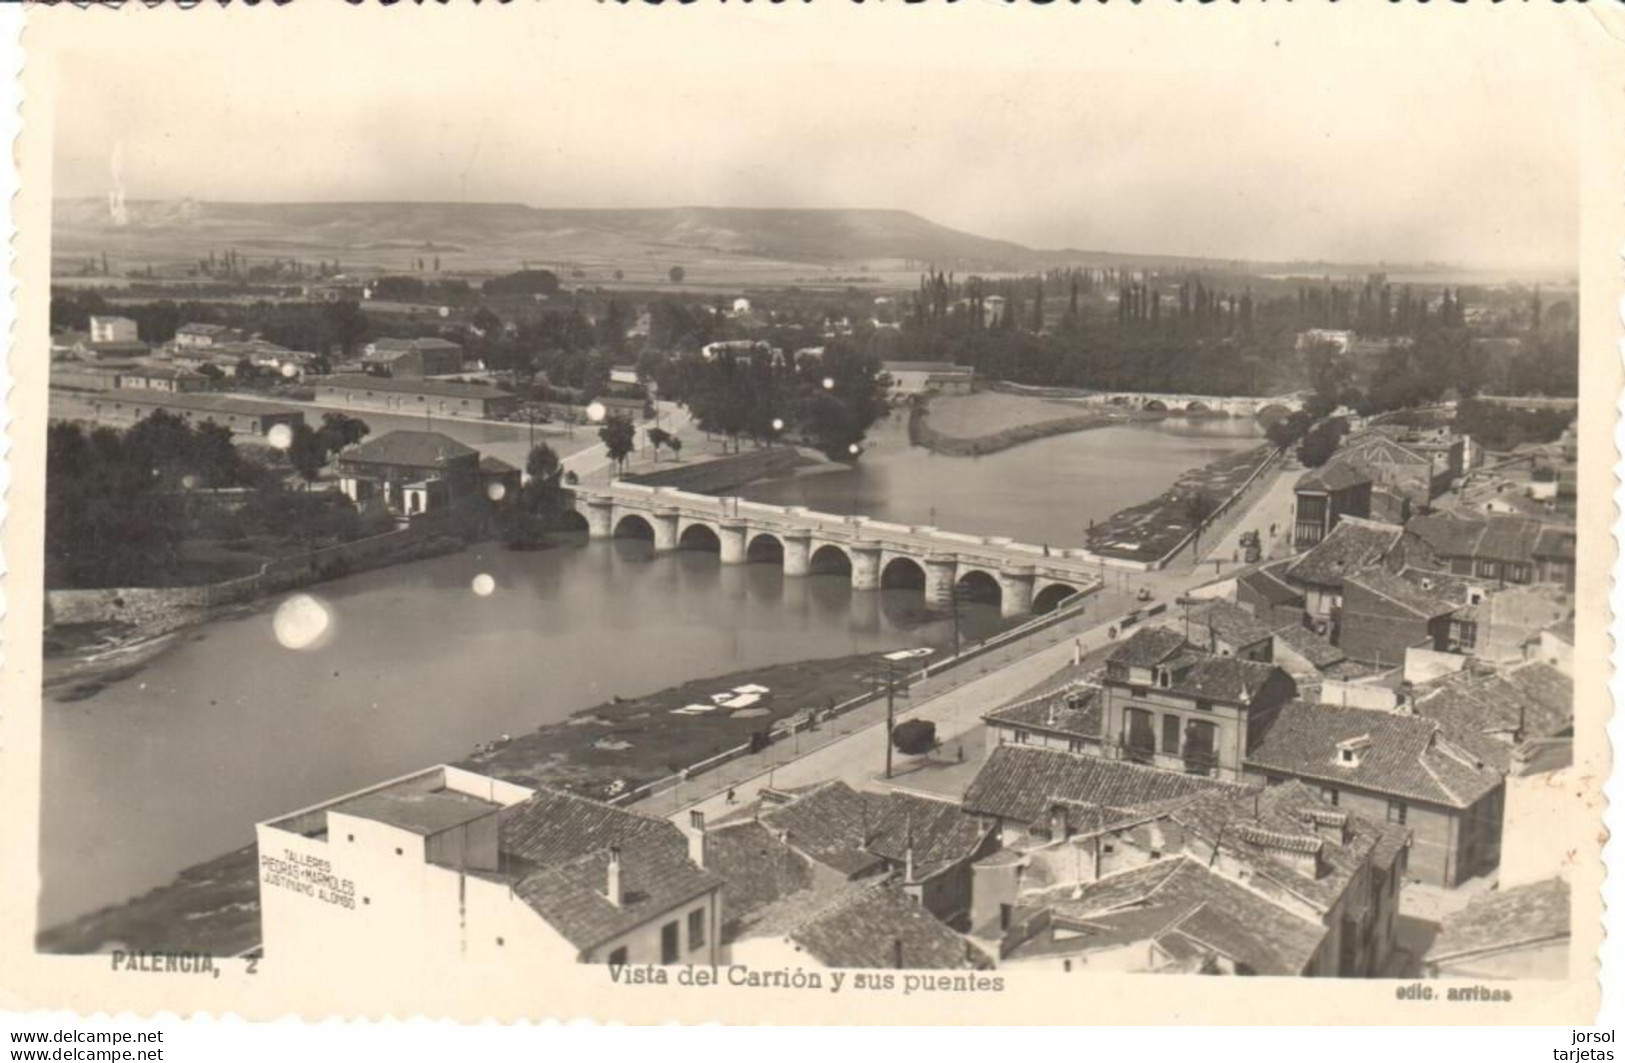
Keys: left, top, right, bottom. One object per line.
{"left": 38, "top": 414, "right": 1263, "bottom": 929}
{"left": 740, "top": 412, "right": 1266, "bottom": 544}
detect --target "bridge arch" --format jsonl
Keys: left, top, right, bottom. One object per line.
{"left": 1143, "top": 398, "right": 1169, "bottom": 412}
{"left": 1032, "top": 581, "right": 1079, "bottom": 615}
{"left": 556, "top": 509, "right": 589, "bottom": 533}
{"left": 956, "top": 569, "right": 1002, "bottom": 607}
{"left": 880, "top": 556, "right": 926, "bottom": 590}
{"left": 746, "top": 532, "right": 784, "bottom": 564}
{"left": 613, "top": 513, "right": 655, "bottom": 540}
{"left": 678, "top": 523, "right": 722, "bottom": 552}
{"left": 1185, "top": 400, "right": 1210, "bottom": 413}
{"left": 808, "top": 543, "right": 853, "bottom": 577}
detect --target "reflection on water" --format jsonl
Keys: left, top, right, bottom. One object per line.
{"left": 39, "top": 538, "right": 1000, "bottom": 927}
{"left": 740, "top": 413, "right": 1265, "bottom": 544}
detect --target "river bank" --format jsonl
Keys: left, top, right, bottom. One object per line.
{"left": 34, "top": 641, "right": 948, "bottom": 955}
{"left": 907, "top": 389, "right": 1197, "bottom": 457}
{"left": 1086, "top": 444, "right": 1278, "bottom": 563}
{"left": 456, "top": 647, "right": 930, "bottom": 802}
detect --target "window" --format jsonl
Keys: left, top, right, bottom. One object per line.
{"left": 1068, "top": 739, "right": 1087, "bottom": 754}
{"left": 1013, "top": 729, "right": 1031, "bottom": 746}
{"left": 1131, "top": 686, "right": 1149, "bottom": 699}
{"left": 1320, "top": 787, "right": 1339, "bottom": 807}
{"left": 607, "top": 946, "right": 628, "bottom": 966}
{"left": 660, "top": 921, "right": 680, "bottom": 964}
{"left": 1161, "top": 715, "right": 1181, "bottom": 755}
{"left": 1387, "top": 801, "right": 1408, "bottom": 826}
{"left": 1192, "top": 699, "right": 1213, "bottom": 713}
{"left": 688, "top": 908, "right": 706, "bottom": 951}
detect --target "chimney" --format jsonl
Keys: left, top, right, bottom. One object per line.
{"left": 687, "top": 810, "right": 709, "bottom": 869}
{"left": 892, "top": 938, "right": 905, "bottom": 969}
{"left": 904, "top": 844, "right": 916, "bottom": 884}
{"left": 605, "top": 845, "right": 624, "bottom": 908}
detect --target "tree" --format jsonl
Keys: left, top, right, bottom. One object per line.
{"left": 1297, "top": 418, "right": 1348, "bottom": 467}
{"left": 598, "top": 414, "right": 637, "bottom": 475}
{"left": 287, "top": 423, "right": 329, "bottom": 487}
{"left": 647, "top": 426, "right": 672, "bottom": 460}
{"left": 319, "top": 412, "right": 370, "bottom": 454}
{"left": 1264, "top": 410, "right": 1312, "bottom": 450}
{"left": 666, "top": 435, "right": 683, "bottom": 462}
{"left": 892, "top": 719, "right": 937, "bottom": 756}
{"left": 668, "top": 265, "right": 686, "bottom": 284}
{"left": 1182, "top": 490, "right": 1219, "bottom": 556}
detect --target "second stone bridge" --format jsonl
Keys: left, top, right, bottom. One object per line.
{"left": 571, "top": 482, "right": 1130, "bottom": 618}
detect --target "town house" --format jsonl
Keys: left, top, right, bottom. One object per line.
{"left": 1097, "top": 627, "right": 1297, "bottom": 782}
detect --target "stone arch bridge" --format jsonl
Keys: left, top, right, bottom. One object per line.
{"left": 571, "top": 483, "right": 1134, "bottom": 618}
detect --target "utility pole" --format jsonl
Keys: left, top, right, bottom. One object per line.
{"left": 883, "top": 655, "right": 897, "bottom": 779}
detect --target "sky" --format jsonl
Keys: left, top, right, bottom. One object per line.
{"left": 42, "top": 2, "right": 1588, "bottom": 270}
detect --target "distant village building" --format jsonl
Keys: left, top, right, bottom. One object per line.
{"left": 361, "top": 337, "right": 465, "bottom": 378}
{"left": 336, "top": 430, "right": 492, "bottom": 516}
{"left": 1295, "top": 328, "right": 1354, "bottom": 353}
{"left": 114, "top": 365, "right": 210, "bottom": 395}
{"left": 1282, "top": 517, "right": 1404, "bottom": 626}
{"left": 88, "top": 315, "right": 138, "bottom": 345}
{"left": 882, "top": 361, "right": 975, "bottom": 396}
{"left": 316, "top": 374, "right": 518, "bottom": 420}
{"left": 1400, "top": 511, "right": 1576, "bottom": 590}
{"left": 256, "top": 765, "right": 724, "bottom": 973}
{"left": 84, "top": 391, "right": 305, "bottom": 439}
{"left": 173, "top": 322, "right": 245, "bottom": 349}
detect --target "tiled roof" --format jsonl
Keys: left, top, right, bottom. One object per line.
{"left": 1476, "top": 516, "right": 1544, "bottom": 564}
{"left": 1406, "top": 510, "right": 1490, "bottom": 560}
{"left": 1427, "top": 877, "right": 1570, "bottom": 965}
{"left": 1244, "top": 702, "right": 1502, "bottom": 809}
{"left": 1413, "top": 663, "right": 1573, "bottom": 760}
{"left": 1272, "top": 623, "right": 1346, "bottom": 669}
{"left": 513, "top": 833, "right": 723, "bottom": 953}
{"left": 1164, "top": 655, "right": 1286, "bottom": 704}
{"left": 985, "top": 684, "right": 1103, "bottom": 742}
{"left": 500, "top": 787, "right": 676, "bottom": 867}
{"left": 962, "top": 746, "right": 1249, "bottom": 825}
{"left": 1285, "top": 518, "right": 1403, "bottom": 589}
{"left": 368, "top": 336, "right": 464, "bottom": 354}
{"left": 1194, "top": 601, "right": 1276, "bottom": 649}
{"left": 486, "top": 786, "right": 726, "bottom": 953}
{"left": 747, "top": 882, "right": 984, "bottom": 970}
{"left": 97, "top": 390, "right": 300, "bottom": 418}
{"left": 1239, "top": 562, "right": 1305, "bottom": 606}
{"left": 1107, "top": 627, "right": 1188, "bottom": 669}
{"left": 1295, "top": 456, "right": 1375, "bottom": 494}
{"left": 1533, "top": 526, "right": 1576, "bottom": 561}
{"left": 1026, "top": 857, "right": 1327, "bottom": 975}
{"left": 332, "top": 788, "right": 500, "bottom": 836}
{"left": 340, "top": 430, "right": 479, "bottom": 469}
{"left": 704, "top": 819, "right": 816, "bottom": 933}
{"left": 757, "top": 782, "right": 989, "bottom": 882}
{"left": 1344, "top": 567, "right": 1458, "bottom": 619}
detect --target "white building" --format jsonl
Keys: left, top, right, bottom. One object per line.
{"left": 256, "top": 764, "right": 725, "bottom": 979}
{"left": 88, "top": 315, "right": 138, "bottom": 344}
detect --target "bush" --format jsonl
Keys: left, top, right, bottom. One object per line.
{"left": 892, "top": 719, "right": 936, "bottom": 756}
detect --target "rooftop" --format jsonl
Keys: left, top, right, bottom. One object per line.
{"left": 331, "top": 788, "right": 500, "bottom": 836}
{"left": 1272, "top": 622, "right": 1347, "bottom": 669}
{"left": 1245, "top": 702, "right": 1503, "bottom": 809}
{"left": 1285, "top": 518, "right": 1403, "bottom": 589}
{"left": 741, "top": 881, "right": 984, "bottom": 970}
{"left": 984, "top": 684, "right": 1104, "bottom": 742}
{"left": 1295, "top": 456, "right": 1375, "bottom": 494}
{"left": 96, "top": 390, "right": 301, "bottom": 418}
{"left": 320, "top": 373, "right": 511, "bottom": 401}
{"left": 1427, "top": 877, "right": 1570, "bottom": 966}
{"left": 1344, "top": 566, "right": 1459, "bottom": 619}
{"left": 1107, "top": 627, "right": 1188, "bottom": 670}
{"left": 756, "top": 781, "right": 990, "bottom": 882}
{"left": 1192, "top": 600, "right": 1278, "bottom": 649}
{"left": 962, "top": 745, "right": 1251, "bottom": 826}
{"left": 340, "top": 430, "right": 480, "bottom": 469}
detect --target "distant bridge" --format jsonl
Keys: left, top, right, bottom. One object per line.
{"left": 1086, "top": 391, "right": 1306, "bottom": 417}
{"left": 570, "top": 483, "right": 1138, "bottom": 618}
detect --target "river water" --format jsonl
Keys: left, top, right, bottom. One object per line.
{"left": 38, "top": 414, "right": 1262, "bottom": 929}
{"left": 740, "top": 412, "right": 1266, "bottom": 545}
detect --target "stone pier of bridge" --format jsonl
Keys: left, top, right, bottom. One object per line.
{"left": 571, "top": 485, "right": 1122, "bottom": 619}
